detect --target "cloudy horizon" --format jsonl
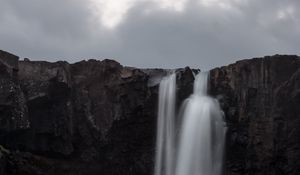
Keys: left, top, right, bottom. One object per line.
{"left": 0, "top": 0, "right": 299, "bottom": 70}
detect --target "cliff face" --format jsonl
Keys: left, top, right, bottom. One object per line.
{"left": 0, "top": 51, "right": 29, "bottom": 132}
{"left": 0, "top": 50, "right": 194, "bottom": 175}
{"left": 210, "top": 56, "right": 300, "bottom": 175}
{"left": 0, "top": 50, "right": 299, "bottom": 175}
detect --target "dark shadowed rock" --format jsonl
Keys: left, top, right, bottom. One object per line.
{"left": 0, "top": 145, "right": 9, "bottom": 175}
{"left": 210, "top": 55, "right": 300, "bottom": 175}
{"left": 0, "top": 50, "right": 299, "bottom": 175}
{"left": 272, "top": 68, "right": 300, "bottom": 175}
{"left": 0, "top": 50, "right": 29, "bottom": 132}
{"left": 0, "top": 50, "right": 19, "bottom": 76}
{"left": 14, "top": 60, "right": 74, "bottom": 156}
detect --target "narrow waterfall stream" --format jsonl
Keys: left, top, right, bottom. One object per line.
{"left": 154, "top": 74, "right": 176, "bottom": 175}
{"left": 154, "top": 72, "right": 226, "bottom": 175}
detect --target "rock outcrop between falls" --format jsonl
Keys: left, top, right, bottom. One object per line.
{"left": 0, "top": 50, "right": 299, "bottom": 175}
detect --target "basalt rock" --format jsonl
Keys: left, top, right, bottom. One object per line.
{"left": 0, "top": 50, "right": 195, "bottom": 175}
{"left": 210, "top": 55, "right": 300, "bottom": 175}
{"left": 0, "top": 50, "right": 299, "bottom": 175}
{"left": 0, "top": 50, "right": 29, "bottom": 132}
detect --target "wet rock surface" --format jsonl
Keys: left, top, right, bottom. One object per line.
{"left": 0, "top": 50, "right": 299, "bottom": 175}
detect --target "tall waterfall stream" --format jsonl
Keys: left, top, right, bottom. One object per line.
{"left": 155, "top": 72, "right": 226, "bottom": 175}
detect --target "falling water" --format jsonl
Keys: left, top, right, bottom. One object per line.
{"left": 154, "top": 72, "right": 226, "bottom": 175}
{"left": 175, "top": 72, "right": 226, "bottom": 175}
{"left": 154, "top": 73, "right": 176, "bottom": 175}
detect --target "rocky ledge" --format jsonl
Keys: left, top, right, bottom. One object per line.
{"left": 0, "top": 50, "right": 299, "bottom": 175}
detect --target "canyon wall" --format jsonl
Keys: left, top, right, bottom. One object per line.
{"left": 210, "top": 56, "right": 300, "bottom": 175}
{"left": 0, "top": 50, "right": 299, "bottom": 175}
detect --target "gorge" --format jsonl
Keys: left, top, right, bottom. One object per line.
{"left": 0, "top": 50, "right": 299, "bottom": 175}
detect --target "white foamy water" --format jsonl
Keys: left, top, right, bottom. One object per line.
{"left": 175, "top": 72, "right": 226, "bottom": 175}
{"left": 154, "top": 73, "right": 176, "bottom": 175}
{"left": 154, "top": 72, "right": 226, "bottom": 175}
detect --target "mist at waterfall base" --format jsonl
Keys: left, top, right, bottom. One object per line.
{"left": 154, "top": 72, "right": 226, "bottom": 175}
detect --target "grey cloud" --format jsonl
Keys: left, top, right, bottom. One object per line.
{"left": 0, "top": 0, "right": 299, "bottom": 70}
{"left": 110, "top": 0, "right": 300, "bottom": 69}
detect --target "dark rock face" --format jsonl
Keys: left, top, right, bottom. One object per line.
{"left": 210, "top": 55, "right": 300, "bottom": 175}
{"left": 0, "top": 50, "right": 195, "bottom": 174}
{"left": 0, "top": 145, "right": 10, "bottom": 175}
{"left": 0, "top": 50, "right": 299, "bottom": 175}
{"left": 0, "top": 50, "right": 29, "bottom": 132}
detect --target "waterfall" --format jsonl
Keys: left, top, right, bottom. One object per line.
{"left": 175, "top": 72, "right": 226, "bottom": 175}
{"left": 154, "top": 73, "right": 176, "bottom": 175}
{"left": 154, "top": 71, "right": 226, "bottom": 175}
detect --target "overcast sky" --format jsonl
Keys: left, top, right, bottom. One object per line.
{"left": 0, "top": 0, "right": 299, "bottom": 69}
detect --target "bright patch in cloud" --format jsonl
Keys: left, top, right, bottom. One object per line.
{"left": 153, "top": 0, "right": 188, "bottom": 12}
{"left": 199, "top": 0, "right": 247, "bottom": 10}
{"left": 89, "top": 0, "right": 188, "bottom": 29}
{"left": 89, "top": 0, "right": 137, "bottom": 29}
{"left": 277, "top": 6, "right": 295, "bottom": 20}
